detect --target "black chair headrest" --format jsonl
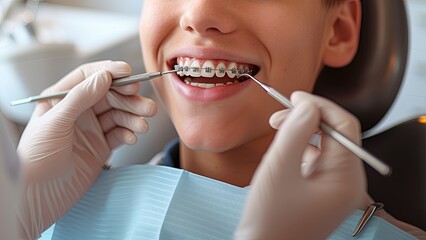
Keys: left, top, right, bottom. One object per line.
{"left": 314, "top": 0, "right": 409, "bottom": 132}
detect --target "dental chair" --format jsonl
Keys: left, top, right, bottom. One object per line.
{"left": 315, "top": 0, "right": 426, "bottom": 230}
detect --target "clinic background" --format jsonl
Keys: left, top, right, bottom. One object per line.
{"left": 0, "top": 0, "right": 425, "bottom": 166}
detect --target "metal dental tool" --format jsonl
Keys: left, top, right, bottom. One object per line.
{"left": 10, "top": 69, "right": 179, "bottom": 106}
{"left": 239, "top": 73, "right": 392, "bottom": 176}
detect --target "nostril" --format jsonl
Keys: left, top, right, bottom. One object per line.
{"left": 184, "top": 26, "right": 195, "bottom": 33}
{"left": 179, "top": 5, "right": 237, "bottom": 35}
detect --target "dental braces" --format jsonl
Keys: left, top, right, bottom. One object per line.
{"left": 174, "top": 65, "right": 253, "bottom": 75}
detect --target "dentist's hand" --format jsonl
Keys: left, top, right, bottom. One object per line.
{"left": 16, "top": 61, "right": 157, "bottom": 239}
{"left": 235, "top": 91, "right": 368, "bottom": 240}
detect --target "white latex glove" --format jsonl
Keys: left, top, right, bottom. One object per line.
{"left": 16, "top": 61, "right": 157, "bottom": 239}
{"left": 234, "top": 91, "right": 368, "bottom": 240}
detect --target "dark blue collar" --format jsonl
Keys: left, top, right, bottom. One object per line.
{"left": 162, "top": 138, "right": 180, "bottom": 168}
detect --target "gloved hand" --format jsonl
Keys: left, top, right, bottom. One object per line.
{"left": 234, "top": 91, "right": 369, "bottom": 240}
{"left": 16, "top": 61, "right": 157, "bottom": 239}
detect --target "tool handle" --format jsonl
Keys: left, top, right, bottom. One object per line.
{"left": 320, "top": 123, "right": 391, "bottom": 176}
{"left": 10, "top": 71, "right": 167, "bottom": 106}
{"left": 267, "top": 88, "right": 391, "bottom": 176}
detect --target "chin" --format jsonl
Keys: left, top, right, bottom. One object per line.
{"left": 178, "top": 127, "right": 245, "bottom": 153}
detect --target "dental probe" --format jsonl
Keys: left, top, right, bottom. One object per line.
{"left": 239, "top": 73, "right": 392, "bottom": 176}
{"left": 10, "top": 69, "right": 179, "bottom": 106}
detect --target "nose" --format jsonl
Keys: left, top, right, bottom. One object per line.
{"left": 180, "top": 1, "right": 238, "bottom": 36}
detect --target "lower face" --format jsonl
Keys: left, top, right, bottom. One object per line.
{"left": 140, "top": 1, "right": 330, "bottom": 153}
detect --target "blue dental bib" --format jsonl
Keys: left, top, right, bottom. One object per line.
{"left": 39, "top": 165, "right": 415, "bottom": 240}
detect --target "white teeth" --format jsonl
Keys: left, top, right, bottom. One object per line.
{"left": 182, "top": 76, "right": 239, "bottom": 88}
{"left": 178, "top": 58, "right": 185, "bottom": 77}
{"left": 241, "top": 64, "right": 250, "bottom": 75}
{"left": 184, "top": 77, "right": 191, "bottom": 84}
{"left": 227, "top": 62, "right": 238, "bottom": 78}
{"left": 190, "top": 60, "right": 202, "bottom": 77}
{"left": 216, "top": 62, "right": 226, "bottom": 78}
{"left": 184, "top": 59, "right": 190, "bottom": 76}
{"left": 175, "top": 57, "right": 255, "bottom": 81}
{"left": 201, "top": 61, "right": 215, "bottom": 78}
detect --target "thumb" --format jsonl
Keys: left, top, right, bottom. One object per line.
{"left": 263, "top": 101, "right": 320, "bottom": 178}
{"left": 269, "top": 109, "right": 291, "bottom": 129}
{"left": 50, "top": 70, "right": 111, "bottom": 123}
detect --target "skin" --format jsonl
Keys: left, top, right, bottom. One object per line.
{"left": 140, "top": 0, "right": 360, "bottom": 187}
{"left": 10, "top": 0, "right": 424, "bottom": 238}
{"left": 12, "top": 0, "right": 424, "bottom": 238}
{"left": 139, "top": 1, "right": 426, "bottom": 236}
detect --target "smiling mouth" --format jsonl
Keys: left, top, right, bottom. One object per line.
{"left": 171, "top": 57, "right": 260, "bottom": 88}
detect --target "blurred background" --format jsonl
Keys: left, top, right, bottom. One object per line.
{"left": 0, "top": 0, "right": 177, "bottom": 166}
{"left": 0, "top": 0, "right": 425, "bottom": 166}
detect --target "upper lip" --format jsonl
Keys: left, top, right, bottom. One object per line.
{"left": 166, "top": 46, "right": 261, "bottom": 70}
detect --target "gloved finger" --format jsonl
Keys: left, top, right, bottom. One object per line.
{"left": 105, "top": 127, "right": 137, "bottom": 149}
{"left": 111, "top": 82, "right": 141, "bottom": 96}
{"left": 270, "top": 107, "right": 323, "bottom": 176}
{"left": 46, "top": 61, "right": 132, "bottom": 93}
{"left": 93, "top": 91, "right": 157, "bottom": 117}
{"left": 47, "top": 61, "right": 138, "bottom": 104}
{"left": 262, "top": 100, "right": 320, "bottom": 178}
{"left": 269, "top": 109, "right": 291, "bottom": 129}
{"left": 32, "top": 61, "right": 132, "bottom": 118}
{"left": 301, "top": 144, "right": 321, "bottom": 177}
{"left": 64, "top": 60, "right": 140, "bottom": 98}
{"left": 290, "top": 92, "right": 363, "bottom": 178}
{"left": 291, "top": 91, "right": 361, "bottom": 144}
{"left": 236, "top": 101, "right": 321, "bottom": 238}
{"left": 47, "top": 70, "right": 112, "bottom": 124}
{"left": 98, "top": 109, "right": 149, "bottom": 134}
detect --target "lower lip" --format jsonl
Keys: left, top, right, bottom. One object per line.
{"left": 171, "top": 74, "right": 252, "bottom": 102}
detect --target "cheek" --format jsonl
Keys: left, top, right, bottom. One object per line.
{"left": 150, "top": 79, "right": 173, "bottom": 113}
{"left": 264, "top": 24, "right": 326, "bottom": 95}
{"left": 140, "top": 20, "right": 159, "bottom": 70}
{"left": 140, "top": 3, "right": 177, "bottom": 71}
{"left": 247, "top": 5, "right": 326, "bottom": 87}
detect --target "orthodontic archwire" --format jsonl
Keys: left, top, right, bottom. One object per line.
{"left": 173, "top": 65, "right": 254, "bottom": 75}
